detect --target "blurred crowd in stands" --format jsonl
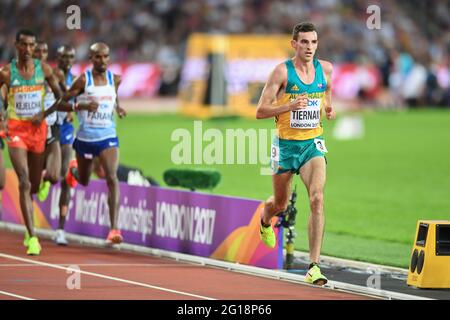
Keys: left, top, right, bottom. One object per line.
{"left": 0, "top": 0, "right": 448, "bottom": 107}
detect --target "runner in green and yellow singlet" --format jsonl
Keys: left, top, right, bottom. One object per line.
{"left": 0, "top": 30, "right": 65, "bottom": 256}
{"left": 256, "top": 22, "right": 336, "bottom": 286}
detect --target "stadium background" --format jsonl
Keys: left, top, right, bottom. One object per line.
{"left": 0, "top": 0, "right": 449, "bottom": 268}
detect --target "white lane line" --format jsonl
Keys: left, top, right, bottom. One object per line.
{"left": 0, "top": 252, "right": 215, "bottom": 300}
{"left": 0, "top": 263, "right": 201, "bottom": 268}
{"left": 0, "top": 290, "right": 35, "bottom": 300}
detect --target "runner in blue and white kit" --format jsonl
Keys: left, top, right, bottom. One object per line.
{"left": 62, "top": 42, "right": 126, "bottom": 245}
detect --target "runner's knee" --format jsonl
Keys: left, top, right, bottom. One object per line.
{"left": 17, "top": 175, "right": 31, "bottom": 193}
{"left": 77, "top": 171, "right": 90, "bottom": 186}
{"left": 309, "top": 190, "right": 324, "bottom": 211}
{"left": 20, "top": 180, "right": 31, "bottom": 193}
{"left": 60, "top": 166, "right": 69, "bottom": 178}
{"left": 105, "top": 174, "right": 118, "bottom": 187}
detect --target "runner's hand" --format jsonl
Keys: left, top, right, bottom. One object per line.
{"left": 116, "top": 106, "right": 126, "bottom": 118}
{"left": 325, "top": 106, "right": 336, "bottom": 120}
{"left": 79, "top": 101, "right": 99, "bottom": 112}
{"left": 31, "top": 111, "right": 45, "bottom": 126}
{"left": 288, "top": 93, "right": 308, "bottom": 111}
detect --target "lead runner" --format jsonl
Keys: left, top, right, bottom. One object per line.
{"left": 256, "top": 22, "right": 336, "bottom": 285}
{"left": 0, "top": 29, "right": 64, "bottom": 255}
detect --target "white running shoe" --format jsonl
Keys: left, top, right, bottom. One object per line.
{"left": 54, "top": 229, "right": 68, "bottom": 246}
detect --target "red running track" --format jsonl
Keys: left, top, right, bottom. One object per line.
{"left": 0, "top": 231, "right": 372, "bottom": 300}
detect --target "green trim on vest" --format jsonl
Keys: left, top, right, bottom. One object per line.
{"left": 10, "top": 58, "right": 45, "bottom": 87}
{"left": 284, "top": 58, "right": 327, "bottom": 94}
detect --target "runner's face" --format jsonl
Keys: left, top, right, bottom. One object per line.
{"left": 91, "top": 49, "right": 109, "bottom": 73}
{"left": 58, "top": 49, "right": 75, "bottom": 71}
{"left": 291, "top": 31, "right": 318, "bottom": 62}
{"left": 33, "top": 44, "right": 48, "bottom": 62}
{"left": 15, "top": 35, "right": 36, "bottom": 61}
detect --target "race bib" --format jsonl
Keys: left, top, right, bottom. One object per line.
{"left": 270, "top": 143, "right": 280, "bottom": 161}
{"left": 14, "top": 91, "right": 42, "bottom": 118}
{"left": 290, "top": 98, "right": 321, "bottom": 129}
{"left": 44, "top": 93, "right": 57, "bottom": 125}
{"left": 314, "top": 138, "right": 328, "bottom": 153}
{"left": 82, "top": 103, "right": 113, "bottom": 128}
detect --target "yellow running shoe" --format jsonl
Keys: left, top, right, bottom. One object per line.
{"left": 26, "top": 237, "right": 41, "bottom": 256}
{"left": 23, "top": 231, "right": 30, "bottom": 247}
{"left": 305, "top": 264, "right": 328, "bottom": 286}
{"left": 260, "top": 223, "right": 276, "bottom": 248}
{"left": 37, "top": 180, "right": 51, "bottom": 202}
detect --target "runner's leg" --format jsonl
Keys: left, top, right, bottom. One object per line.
{"left": 299, "top": 156, "right": 326, "bottom": 264}
{"left": 58, "top": 143, "right": 73, "bottom": 229}
{"left": 262, "top": 171, "right": 293, "bottom": 226}
{"left": 8, "top": 147, "right": 35, "bottom": 237}
{"left": 98, "top": 147, "right": 119, "bottom": 229}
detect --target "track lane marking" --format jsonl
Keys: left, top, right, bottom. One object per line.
{"left": 0, "top": 252, "right": 215, "bottom": 300}
{"left": 0, "top": 263, "right": 201, "bottom": 267}
{"left": 0, "top": 290, "right": 35, "bottom": 300}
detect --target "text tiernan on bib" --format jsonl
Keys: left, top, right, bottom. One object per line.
{"left": 289, "top": 98, "right": 321, "bottom": 129}
{"left": 274, "top": 58, "right": 328, "bottom": 141}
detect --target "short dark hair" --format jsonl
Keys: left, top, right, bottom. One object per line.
{"left": 36, "top": 40, "right": 47, "bottom": 46}
{"left": 15, "top": 29, "right": 36, "bottom": 42}
{"left": 292, "top": 22, "right": 317, "bottom": 40}
{"left": 57, "top": 44, "right": 75, "bottom": 53}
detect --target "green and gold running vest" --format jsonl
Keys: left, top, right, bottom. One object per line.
{"left": 275, "top": 58, "right": 328, "bottom": 140}
{"left": 7, "top": 58, "right": 46, "bottom": 120}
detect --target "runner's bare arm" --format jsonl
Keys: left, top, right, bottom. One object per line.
{"left": 53, "top": 68, "right": 67, "bottom": 92}
{"left": 114, "top": 74, "right": 126, "bottom": 118}
{"left": 256, "top": 63, "right": 307, "bottom": 119}
{"left": 43, "top": 62, "right": 62, "bottom": 100}
{"left": 0, "top": 67, "right": 9, "bottom": 89}
{"left": 40, "top": 62, "right": 66, "bottom": 118}
{"left": 53, "top": 68, "right": 74, "bottom": 120}
{"left": 0, "top": 67, "right": 10, "bottom": 124}
{"left": 63, "top": 74, "right": 98, "bottom": 112}
{"left": 319, "top": 59, "right": 335, "bottom": 120}
{"left": 64, "top": 73, "right": 85, "bottom": 100}
{"left": 0, "top": 84, "right": 6, "bottom": 113}
{"left": 0, "top": 83, "right": 7, "bottom": 126}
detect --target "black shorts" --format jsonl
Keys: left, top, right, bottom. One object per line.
{"left": 0, "top": 138, "right": 4, "bottom": 150}
{"left": 46, "top": 124, "right": 60, "bottom": 146}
